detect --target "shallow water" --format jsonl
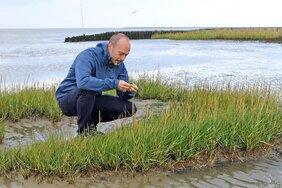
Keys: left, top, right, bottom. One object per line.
{"left": 97, "top": 157, "right": 282, "bottom": 188}
{"left": 0, "top": 29, "right": 281, "bottom": 92}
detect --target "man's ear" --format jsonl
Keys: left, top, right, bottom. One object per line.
{"left": 108, "top": 42, "right": 113, "bottom": 52}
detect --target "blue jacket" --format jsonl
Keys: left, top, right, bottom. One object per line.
{"left": 55, "top": 42, "right": 134, "bottom": 100}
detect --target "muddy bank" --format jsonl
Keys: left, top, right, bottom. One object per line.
{"left": 0, "top": 144, "right": 281, "bottom": 187}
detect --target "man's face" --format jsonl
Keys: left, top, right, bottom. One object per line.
{"left": 108, "top": 38, "right": 131, "bottom": 66}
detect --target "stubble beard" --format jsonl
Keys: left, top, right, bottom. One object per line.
{"left": 110, "top": 58, "right": 121, "bottom": 66}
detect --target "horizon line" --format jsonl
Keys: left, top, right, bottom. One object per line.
{"left": 0, "top": 26, "right": 282, "bottom": 30}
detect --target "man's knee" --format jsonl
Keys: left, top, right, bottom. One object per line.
{"left": 79, "top": 90, "right": 99, "bottom": 98}
{"left": 77, "top": 90, "right": 100, "bottom": 105}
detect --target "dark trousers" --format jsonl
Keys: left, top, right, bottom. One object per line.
{"left": 57, "top": 88, "right": 137, "bottom": 132}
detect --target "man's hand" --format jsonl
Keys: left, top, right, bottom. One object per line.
{"left": 118, "top": 80, "right": 138, "bottom": 93}
{"left": 127, "top": 83, "right": 138, "bottom": 93}
{"left": 118, "top": 80, "right": 131, "bottom": 92}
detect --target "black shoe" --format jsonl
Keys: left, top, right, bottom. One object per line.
{"left": 77, "top": 125, "right": 104, "bottom": 136}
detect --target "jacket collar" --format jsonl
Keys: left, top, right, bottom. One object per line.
{"left": 96, "top": 42, "right": 111, "bottom": 66}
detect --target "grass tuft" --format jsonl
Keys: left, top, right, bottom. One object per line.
{"left": 0, "top": 85, "right": 62, "bottom": 122}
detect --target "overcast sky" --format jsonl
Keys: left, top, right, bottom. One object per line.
{"left": 0, "top": 0, "right": 281, "bottom": 28}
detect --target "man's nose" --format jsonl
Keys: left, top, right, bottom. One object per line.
{"left": 120, "top": 54, "right": 126, "bottom": 61}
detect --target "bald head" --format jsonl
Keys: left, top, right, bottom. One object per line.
{"left": 109, "top": 33, "right": 130, "bottom": 46}
{"left": 108, "top": 33, "right": 131, "bottom": 66}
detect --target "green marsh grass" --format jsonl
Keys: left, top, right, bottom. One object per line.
{"left": 0, "top": 84, "right": 62, "bottom": 122}
{"left": 0, "top": 79, "right": 281, "bottom": 177}
{"left": 152, "top": 28, "right": 282, "bottom": 41}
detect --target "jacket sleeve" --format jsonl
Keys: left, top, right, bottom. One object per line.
{"left": 75, "top": 51, "right": 119, "bottom": 91}
{"left": 116, "top": 64, "right": 135, "bottom": 100}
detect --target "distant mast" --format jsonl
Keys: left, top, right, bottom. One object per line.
{"left": 80, "top": 2, "right": 85, "bottom": 31}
